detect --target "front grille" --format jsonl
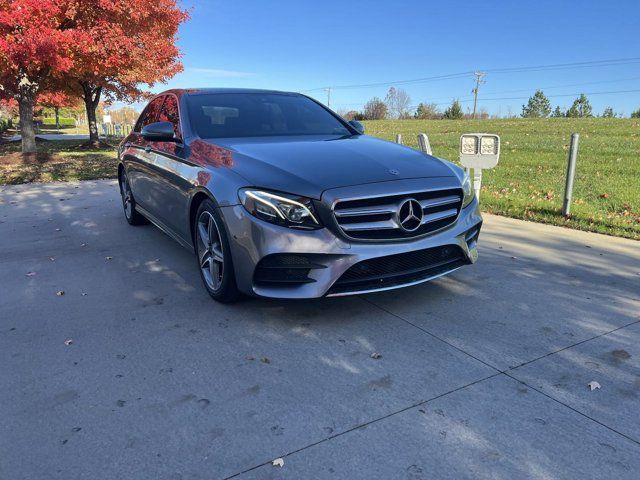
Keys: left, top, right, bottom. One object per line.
{"left": 254, "top": 254, "right": 327, "bottom": 287}
{"left": 333, "top": 188, "right": 463, "bottom": 240}
{"left": 328, "top": 245, "right": 467, "bottom": 295}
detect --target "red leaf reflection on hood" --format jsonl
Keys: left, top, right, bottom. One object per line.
{"left": 189, "top": 140, "right": 234, "bottom": 168}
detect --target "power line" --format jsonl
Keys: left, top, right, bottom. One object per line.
{"left": 301, "top": 71, "right": 472, "bottom": 92}
{"left": 301, "top": 56, "right": 640, "bottom": 93}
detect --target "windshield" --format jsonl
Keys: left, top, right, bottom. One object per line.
{"left": 186, "top": 93, "right": 352, "bottom": 138}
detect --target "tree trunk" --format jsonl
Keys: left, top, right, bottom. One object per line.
{"left": 55, "top": 106, "right": 60, "bottom": 132}
{"left": 18, "top": 95, "right": 37, "bottom": 153}
{"left": 80, "top": 82, "right": 102, "bottom": 146}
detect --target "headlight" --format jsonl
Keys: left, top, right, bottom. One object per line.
{"left": 462, "top": 171, "right": 474, "bottom": 207}
{"left": 239, "top": 189, "right": 322, "bottom": 230}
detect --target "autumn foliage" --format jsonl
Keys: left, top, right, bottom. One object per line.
{"left": 0, "top": 0, "right": 188, "bottom": 151}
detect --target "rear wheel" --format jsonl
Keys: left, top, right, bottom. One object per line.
{"left": 119, "top": 171, "right": 148, "bottom": 226}
{"left": 194, "top": 199, "right": 240, "bottom": 303}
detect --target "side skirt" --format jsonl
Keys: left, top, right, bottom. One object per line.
{"left": 136, "top": 205, "right": 195, "bottom": 253}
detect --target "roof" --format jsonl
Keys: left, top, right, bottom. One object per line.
{"left": 159, "top": 88, "right": 301, "bottom": 97}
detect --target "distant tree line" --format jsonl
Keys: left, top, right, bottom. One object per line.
{"left": 338, "top": 87, "right": 638, "bottom": 120}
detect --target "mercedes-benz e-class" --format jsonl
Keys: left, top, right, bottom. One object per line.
{"left": 118, "top": 89, "right": 482, "bottom": 302}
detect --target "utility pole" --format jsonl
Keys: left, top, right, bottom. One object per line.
{"left": 324, "top": 87, "right": 332, "bottom": 108}
{"left": 471, "top": 71, "right": 485, "bottom": 119}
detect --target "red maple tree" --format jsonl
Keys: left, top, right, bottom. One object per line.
{"left": 0, "top": 1, "right": 78, "bottom": 152}
{"left": 0, "top": 0, "right": 188, "bottom": 151}
{"left": 61, "top": 1, "right": 189, "bottom": 144}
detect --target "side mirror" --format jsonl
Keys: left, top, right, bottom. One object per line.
{"left": 141, "top": 121, "right": 176, "bottom": 142}
{"left": 349, "top": 120, "right": 365, "bottom": 134}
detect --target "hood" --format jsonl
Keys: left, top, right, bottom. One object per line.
{"left": 205, "top": 135, "right": 456, "bottom": 199}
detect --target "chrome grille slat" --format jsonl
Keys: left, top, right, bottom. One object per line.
{"left": 333, "top": 187, "right": 463, "bottom": 241}
{"left": 422, "top": 208, "right": 458, "bottom": 225}
{"left": 334, "top": 204, "right": 397, "bottom": 218}
{"left": 419, "top": 195, "right": 460, "bottom": 209}
{"left": 341, "top": 219, "right": 398, "bottom": 231}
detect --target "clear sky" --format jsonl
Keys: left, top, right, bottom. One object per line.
{"left": 143, "top": 0, "right": 640, "bottom": 116}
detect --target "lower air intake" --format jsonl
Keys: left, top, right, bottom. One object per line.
{"left": 328, "top": 245, "right": 467, "bottom": 295}
{"left": 254, "top": 254, "right": 326, "bottom": 287}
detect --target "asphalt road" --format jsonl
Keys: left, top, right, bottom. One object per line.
{"left": 1, "top": 180, "right": 639, "bottom": 480}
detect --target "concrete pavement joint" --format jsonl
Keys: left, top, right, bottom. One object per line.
{"left": 502, "top": 371, "right": 640, "bottom": 447}
{"left": 223, "top": 371, "right": 503, "bottom": 479}
{"left": 362, "top": 296, "right": 503, "bottom": 372}
{"left": 507, "top": 318, "right": 640, "bottom": 371}
{"left": 364, "top": 296, "right": 640, "bottom": 448}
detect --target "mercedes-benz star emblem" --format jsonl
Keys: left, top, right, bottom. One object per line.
{"left": 397, "top": 199, "right": 423, "bottom": 232}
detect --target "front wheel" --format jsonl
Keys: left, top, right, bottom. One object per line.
{"left": 194, "top": 199, "right": 240, "bottom": 303}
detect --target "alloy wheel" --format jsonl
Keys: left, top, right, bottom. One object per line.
{"left": 197, "top": 211, "right": 224, "bottom": 291}
{"left": 121, "top": 176, "right": 133, "bottom": 219}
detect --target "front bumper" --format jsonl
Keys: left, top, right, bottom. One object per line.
{"left": 221, "top": 199, "right": 482, "bottom": 299}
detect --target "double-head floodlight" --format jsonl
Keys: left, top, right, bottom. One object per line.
{"left": 459, "top": 134, "right": 500, "bottom": 169}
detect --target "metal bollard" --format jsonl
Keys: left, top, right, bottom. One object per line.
{"left": 395, "top": 133, "right": 402, "bottom": 144}
{"left": 417, "top": 133, "right": 432, "bottom": 155}
{"left": 562, "top": 133, "right": 579, "bottom": 217}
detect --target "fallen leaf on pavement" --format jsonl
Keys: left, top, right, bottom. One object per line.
{"left": 56, "top": 291, "right": 65, "bottom": 296}
{"left": 25, "top": 272, "right": 37, "bottom": 277}
{"left": 64, "top": 339, "right": 73, "bottom": 346}
{"left": 49, "top": 257, "right": 55, "bottom": 261}
{"left": 371, "top": 352, "right": 382, "bottom": 359}
{"left": 81, "top": 293, "right": 87, "bottom": 297}
{"left": 105, "top": 256, "right": 113, "bottom": 260}
{"left": 260, "top": 357, "right": 271, "bottom": 364}
{"left": 588, "top": 381, "right": 601, "bottom": 391}
{"left": 272, "top": 458, "right": 284, "bottom": 467}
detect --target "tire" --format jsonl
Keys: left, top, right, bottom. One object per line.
{"left": 119, "top": 171, "right": 149, "bottom": 226}
{"left": 193, "top": 199, "right": 240, "bottom": 303}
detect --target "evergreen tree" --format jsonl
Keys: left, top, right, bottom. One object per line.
{"left": 414, "top": 102, "right": 441, "bottom": 119}
{"left": 566, "top": 94, "right": 593, "bottom": 118}
{"left": 551, "top": 106, "right": 565, "bottom": 118}
{"left": 601, "top": 107, "right": 616, "bottom": 118}
{"left": 521, "top": 90, "right": 552, "bottom": 118}
{"left": 443, "top": 99, "right": 464, "bottom": 120}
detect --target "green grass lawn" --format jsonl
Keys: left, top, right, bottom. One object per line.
{"left": 364, "top": 118, "right": 640, "bottom": 240}
{"left": 0, "top": 140, "right": 117, "bottom": 185}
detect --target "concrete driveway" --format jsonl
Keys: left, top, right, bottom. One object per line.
{"left": 1, "top": 180, "right": 639, "bottom": 480}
